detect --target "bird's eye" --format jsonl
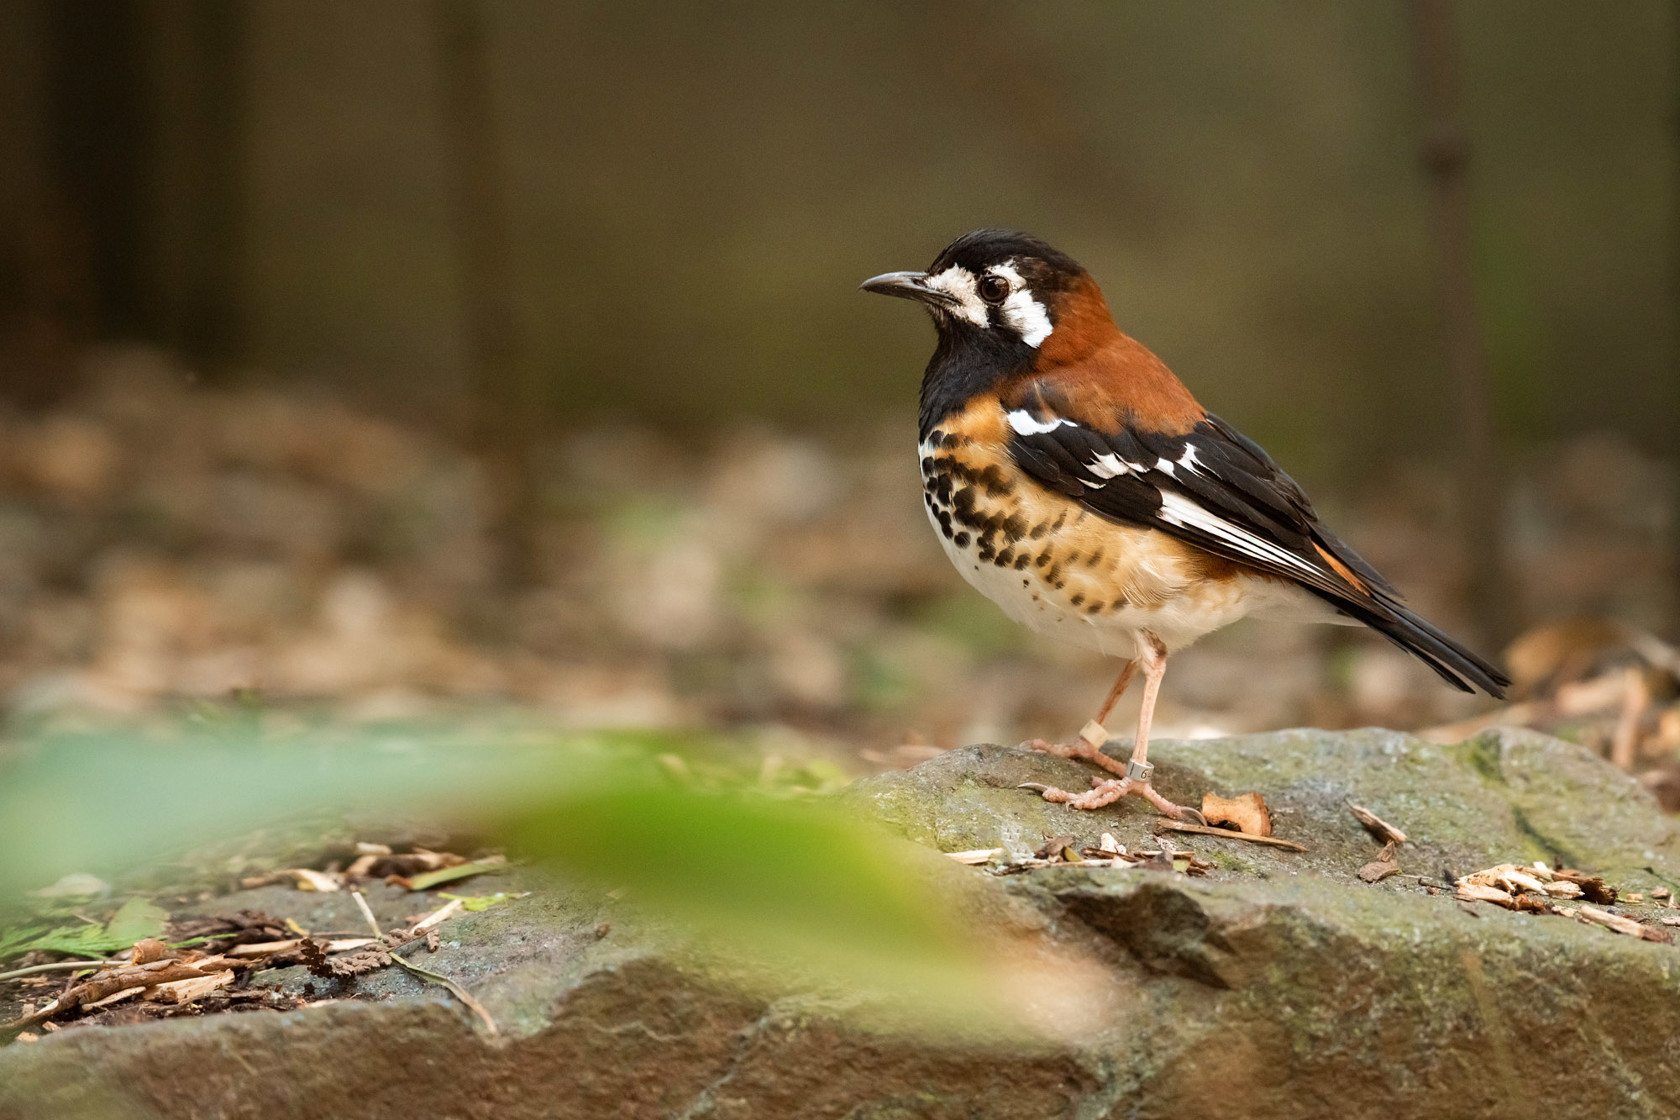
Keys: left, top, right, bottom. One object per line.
{"left": 978, "top": 275, "right": 1010, "bottom": 305}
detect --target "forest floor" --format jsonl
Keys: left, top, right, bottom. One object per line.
{"left": 0, "top": 344, "right": 1671, "bottom": 792}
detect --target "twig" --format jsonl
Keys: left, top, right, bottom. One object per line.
{"left": 1153, "top": 820, "right": 1309, "bottom": 852}
{"left": 350, "top": 888, "right": 495, "bottom": 1034}
{"left": 350, "top": 888, "right": 384, "bottom": 940}
{"left": 0, "top": 959, "right": 120, "bottom": 983}
{"left": 388, "top": 952, "right": 497, "bottom": 1035}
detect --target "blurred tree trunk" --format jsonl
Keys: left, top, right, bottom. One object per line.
{"left": 1408, "top": 0, "right": 1517, "bottom": 651}
{"left": 1673, "top": 0, "right": 1680, "bottom": 642}
{"left": 36, "top": 0, "right": 155, "bottom": 401}
{"left": 154, "top": 0, "right": 250, "bottom": 376}
{"left": 434, "top": 0, "right": 542, "bottom": 590}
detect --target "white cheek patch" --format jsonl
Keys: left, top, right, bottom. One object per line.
{"left": 991, "top": 262, "right": 1053, "bottom": 347}
{"left": 922, "top": 267, "right": 989, "bottom": 328}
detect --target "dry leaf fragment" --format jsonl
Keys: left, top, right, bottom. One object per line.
{"left": 1200, "top": 792, "right": 1272, "bottom": 837}
{"left": 1348, "top": 804, "right": 1407, "bottom": 845}
{"left": 945, "top": 848, "right": 1004, "bottom": 865}
{"left": 1034, "top": 836, "right": 1076, "bottom": 861}
{"left": 129, "top": 938, "right": 170, "bottom": 965}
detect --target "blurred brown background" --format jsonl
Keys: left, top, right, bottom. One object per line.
{"left": 0, "top": 2, "right": 1674, "bottom": 783}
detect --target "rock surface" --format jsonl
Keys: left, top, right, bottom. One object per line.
{"left": 5, "top": 727, "right": 1680, "bottom": 1119}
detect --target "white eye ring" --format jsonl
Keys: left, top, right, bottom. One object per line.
{"left": 977, "top": 274, "right": 1010, "bottom": 305}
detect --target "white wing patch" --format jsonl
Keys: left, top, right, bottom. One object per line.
{"left": 1156, "top": 492, "right": 1322, "bottom": 578}
{"left": 1006, "top": 409, "right": 1074, "bottom": 436}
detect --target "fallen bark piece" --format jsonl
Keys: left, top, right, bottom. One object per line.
{"left": 1152, "top": 820, "right": 1307, "bottom": 852}
{"left": 1553, "top": 870, "right": 1618, "bottom": 904}
{"left": 1578, "top": 905, "right": 1673, "bottom": 943}
{"left": 1200, "top": 792, "right": 1272, "bottom": 837}
{"left": 1358, "top": 859, "right": 1401, "bottom": 883}
{"left": 1347, "top": 803, "right": 1408, "bottom": 845}
{"left": 945, "top": 848, "right": 1004, "bottom": 865}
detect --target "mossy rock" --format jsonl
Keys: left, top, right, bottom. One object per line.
{"left": 4, "top": 728, "right": 1678, "bottom": 1119}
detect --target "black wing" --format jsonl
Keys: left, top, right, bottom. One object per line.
{"left": 1003, "top": 402, "right": 1509, "bottom": 697}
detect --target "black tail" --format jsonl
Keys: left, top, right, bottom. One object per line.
{"left": 1317, "top": 590, "right": 1510, "bottom": 699}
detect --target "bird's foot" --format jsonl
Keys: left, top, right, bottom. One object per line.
{"left": 1019, "top": 767, "right": 1206, "bottom": 823}
{"left": 1022, "top": 721, "right": 1128, "bottom": 778}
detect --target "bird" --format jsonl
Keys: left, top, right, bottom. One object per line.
{"left": 861, "top": 229, "right": 1509, "bottom": 821}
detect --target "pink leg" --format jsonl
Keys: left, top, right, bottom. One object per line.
{"left": 1023, "top": 636, "right": 1204, "bottom": 821}
{"left": 1025, "top": 660, "right": 1136, "bottom": 777}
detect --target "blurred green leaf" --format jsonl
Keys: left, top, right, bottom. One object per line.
{"left": 0, "top": 898, "right": 165, "bottom": 961}
{"left": 0, "top": 727, "right": 1012, "bottom": 1033}
{"left": 400, "top": 859, "right": 507, "bottom": 891}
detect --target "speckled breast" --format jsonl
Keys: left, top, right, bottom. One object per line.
{"left": 916, "top": 402, "right": 1266, "bottom": 657}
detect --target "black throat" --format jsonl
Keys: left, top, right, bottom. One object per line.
{"left": 917, "top": 323, "right": 1038, "bottom": 440}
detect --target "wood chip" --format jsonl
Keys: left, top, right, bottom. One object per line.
{"left": 82, "top": 985, "right": 146, "bottom": 1011}
{"left": 1098, "top": 833, "right": 1123, "bottom": 855}
{"left": 1347, "top": 804, "right": 1407, "bottom": 845}
{"left": 230, "top": 939, "right": 303, "bottom": 957}
{"left": 1456, "top": 882, "right": 1515, "bottom": 907}
{"left": 1200, "top": 792, "right": 1272, "bottom": 837}
{"left": 1463, "top": 863, "right": 1551, "bottom": 895}
{"left": 150, "top": 970, "right": 236, "bottom": 1004}
{"left": 1153, "top": 820, "right": 1307, "bottom": 852}
{"left": 944, "top": 848, "right": 1003, "bottom": 865}
{"left": 1076, "top": 721, "right": 1109, "bottom": 750}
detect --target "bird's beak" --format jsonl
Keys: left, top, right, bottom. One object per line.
{"left": 859, "top": 270, "right": 956, "bottom": 308}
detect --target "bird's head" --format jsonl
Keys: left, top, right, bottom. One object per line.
{"left": 864, "top": 230, "right": 1116, "bottom": 433}
{"left": 860, "top": 229, "right": 1095, "bottom": 352}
